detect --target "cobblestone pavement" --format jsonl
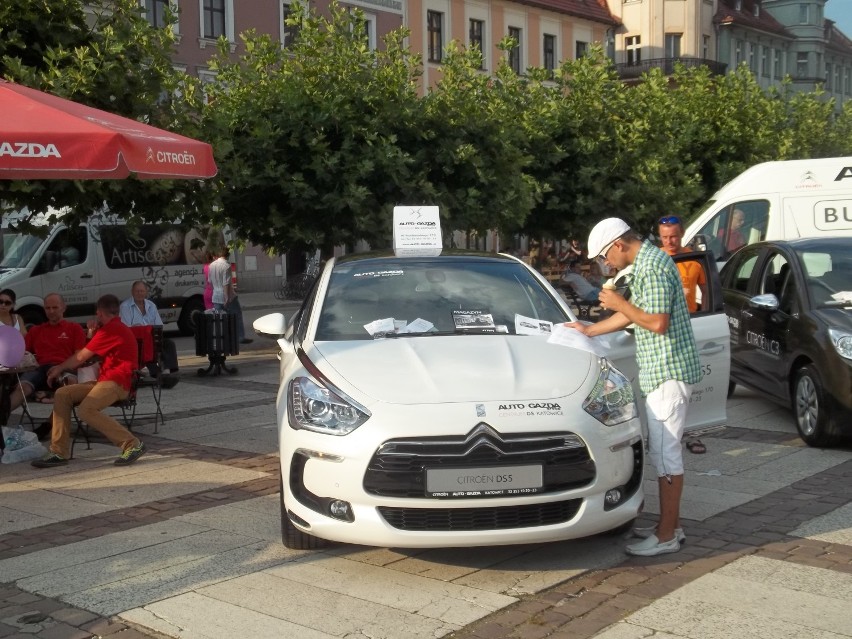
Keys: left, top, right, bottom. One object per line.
{"left": 1, "top": 355, "right": 850, "bottom": 638}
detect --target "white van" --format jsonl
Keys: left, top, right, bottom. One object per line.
{"left": 0, "top": 211, "right": 212, "bottom": 333}
{"left": 684, "top": 157, "right": 852, "bottom": 263}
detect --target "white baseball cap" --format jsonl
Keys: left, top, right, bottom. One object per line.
{"left": 587, "top": 218, "right": 631, "bottom": 259}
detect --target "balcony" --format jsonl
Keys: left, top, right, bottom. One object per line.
{"left": 615, "top": 57, "right": 728, "bottom": 80}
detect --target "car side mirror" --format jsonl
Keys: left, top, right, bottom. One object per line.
{"left": 690, "top": 234, "right": 708, "bottom": 252}
{"left": 749, "top": 293, "right": 779, "bottom": 312}
{"left": 253, "top": 312, "right": 289, "bottom": 338}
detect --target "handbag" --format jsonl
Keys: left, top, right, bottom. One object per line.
{"left": 1, "top": 426, "right": 46, "bottom": 464}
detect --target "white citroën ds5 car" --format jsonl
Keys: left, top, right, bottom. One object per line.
{"left": 253, "top": 250, "right": 729, "bottom": 549}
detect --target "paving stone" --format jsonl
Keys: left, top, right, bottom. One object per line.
{"left": 49, "top": 608, "right": 99, "bottom": 626}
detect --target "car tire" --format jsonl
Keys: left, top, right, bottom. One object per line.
{"left": 793, "top": 365, "right": 834, "bottom": 447}
{"left": 603, "top": 517, "right": 636, "bottom": 537}
{"left": 279, "top": 472, "right": 327, "bottom": 550}
{"left": 19, "top": 305, "right": 47, "bottom": 330}
{"left": 177, "top": 296, "right": 205, "bottom": 336}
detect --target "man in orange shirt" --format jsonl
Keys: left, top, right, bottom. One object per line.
{"left": 658, "top": 215, "right": 708, "bottom": 455}
{"left": 31, "top": 294, "right": 146, "bottom": 468}
{"left": 658, "top": 216, "right": 707, "bottom": 313}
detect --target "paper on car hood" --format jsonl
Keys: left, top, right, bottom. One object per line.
{"left": 314, "top": 336, "right": 597, "bottom": 404}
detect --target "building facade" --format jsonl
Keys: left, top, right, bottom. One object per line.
{"left": 605, "top": 0, "right": 852, "bottom": 103}
{"left": 139, "top": 1, "right": 851, "bottom": 288}
{"left": 405, "top": 0, "right": 618, "bottom": 89}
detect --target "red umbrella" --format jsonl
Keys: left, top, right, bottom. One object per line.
{"left": 0, "top": 79, "right": 217, "bottom": 180}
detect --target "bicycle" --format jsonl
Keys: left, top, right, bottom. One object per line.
{"left": 275, "top": 253, "right": 321, "bottom": 301}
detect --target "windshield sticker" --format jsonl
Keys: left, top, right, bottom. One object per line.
{"left": 364, "top": 317, "right": 435, "bottom": 337}
{"left": 453, "top": 310, "right": 495, "bottom": 330}
{"left": 353, "top": 270, "right": 404, "bottom": 278}
{"left": 515, "top": 314, "right": 553, "bottom": 335}
{"left": 397, "top": 318, "right": 435, "bottom": 333}
{"left": 364, "top": 317, "right": 396, "bottom": 337}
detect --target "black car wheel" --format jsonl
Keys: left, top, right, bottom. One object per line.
{"left": 793, "top": 365, "right": 833, "bottom": 447}
{"left": 177, "top": 296, "right": 205, "bottom": 335}
{"left": 279, "top": 470, "right": 327, "bottom": 550}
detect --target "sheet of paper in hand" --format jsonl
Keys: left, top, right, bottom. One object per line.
{"left": 547, "top": 324, "right": 610, "bottom": 357}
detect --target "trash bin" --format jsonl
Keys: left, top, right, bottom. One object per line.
{"left": 194, "top": 310, "right": 239, "bottom": 375}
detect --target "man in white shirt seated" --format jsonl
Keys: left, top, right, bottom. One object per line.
{"left": 119, "top": 281, "right": 179, "bottom": 387}
{"left": 561, "top": 266, "right": 601, "bottom": 303}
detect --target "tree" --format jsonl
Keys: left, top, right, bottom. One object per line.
{"left": 202, "top": 2, "right": 426, "bottom": 255}
{"left": 0, "top": 0, "right": 211, "bottom": 233}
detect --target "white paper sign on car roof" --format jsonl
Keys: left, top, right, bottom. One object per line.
{"left": 393, "top": 205, "right": 442, "bottom": 257}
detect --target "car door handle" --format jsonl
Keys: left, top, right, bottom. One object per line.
{"left": 79, "top": 273, "right": 94, "bottom": 279}
{"left": 699, "top": 343, "right": 726, "bottom": 355}
{"left": 741, "top": 310, "right": 753, "bottom": 319}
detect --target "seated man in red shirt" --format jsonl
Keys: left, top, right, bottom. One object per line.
{"left": 9, "top": 293, "right": 86, "bottom": 415}
{"left": 9, "top": 293, "right": 86, "bottom": 437}
{"left": 31, "top": 294, "right": 146, "bottom": 468}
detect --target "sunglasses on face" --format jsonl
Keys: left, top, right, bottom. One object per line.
{"left": 595, "top": 240, "right": 618, "bottom": 267}
{"left": 659, "top": 216, "right": 681, "bottom": 225}
{"left": 0, "top": 300, "right": 13, "bottom": 306}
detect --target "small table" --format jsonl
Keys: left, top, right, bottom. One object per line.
{"left": 0, "top": 364, "right": 38, "bottom": 454}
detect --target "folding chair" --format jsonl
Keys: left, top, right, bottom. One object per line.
{"left": 70, "top": 329, "right": 165, "bottom": 457}
{"left": 70, "top": 368, "right": 139, "bottom": 458}
{"left": 132, "top": 326, "right": 165, "bottom": 433}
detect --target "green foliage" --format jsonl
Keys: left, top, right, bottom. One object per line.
{"left": 4, "top": 1, "right": 852, "bottom": 252}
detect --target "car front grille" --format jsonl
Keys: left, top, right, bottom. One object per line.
{"left": 378, "top": 499, "right": 583, "bottom": 531}
{"left": 363, "top": 423, "right": 595, "bottom": 498}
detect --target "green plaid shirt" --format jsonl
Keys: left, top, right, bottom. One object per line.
{"left": 631, "top": 240, "right": 701, "bottom": 394}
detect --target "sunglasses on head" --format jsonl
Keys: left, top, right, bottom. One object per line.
{"left": 0, "top": 299, "right": 13, "bottom": 306}
{"left": 659, "top": 216, "right": 681, "bottom": 225}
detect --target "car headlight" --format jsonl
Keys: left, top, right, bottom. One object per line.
{"left": 828, "top": 327, "right": 852, "bottom": 361}
{"left": 288, "top": 376, "right": 371, "bottom": 435}
{"left": 583, "top": 361, "right": 637, "bottom": 426}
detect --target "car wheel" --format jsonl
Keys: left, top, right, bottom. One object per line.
{"left": 603, "top": 517, "right": 636, "bottom": 537}
{"left": 793, "top": 365, "right": 834, "bottom": 447}
{"left": 177, "top": 296, "right": 205, "bottom": 336}
{"left": 19, "top": 305, "right": 47, "bottom": 330}
{"left": 727, "top": 381, "right": 736, "bottom": 398}
{"left": 279, "top": 471, "right": 327, "bottom": 550}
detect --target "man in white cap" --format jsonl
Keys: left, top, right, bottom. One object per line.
{"left": 564, "top": 218, "right": 701, "bottom": 556}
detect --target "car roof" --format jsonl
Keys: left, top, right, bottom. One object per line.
{"left": 333, "top": 250, "right": 521, "bottom": 266}
{"left": 754, "top": 237, "right": 852, "bottom": 251}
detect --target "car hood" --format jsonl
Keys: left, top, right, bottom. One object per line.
{"left": 0, "top": 268, "right": 25, "bottom": 282}
{"left": 312, "top": 336, "right": 596, "bottom": 404}
{"left": 814, "top": 307, "right": 852, "bottom": 331}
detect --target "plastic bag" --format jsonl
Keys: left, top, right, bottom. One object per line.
{"left": 1, "top": 425, "right": 46, "bottom": 464}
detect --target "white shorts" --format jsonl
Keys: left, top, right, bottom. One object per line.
{"left": 645, "top": 380, "right": 691, "bottom": 478}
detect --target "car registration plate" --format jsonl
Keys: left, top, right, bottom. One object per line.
{"left": 426, "top": 465, "right": 543, "bottom": 497}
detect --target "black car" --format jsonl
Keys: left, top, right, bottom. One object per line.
{"left": 720, "top": 238, "right": 852, "bottom": 446}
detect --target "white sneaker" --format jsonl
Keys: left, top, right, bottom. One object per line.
{"left": 626, "top": 534, "right": 681, "bottom": 556}
{"left": 633, "top": 524, "right": 686, "bottom": 544}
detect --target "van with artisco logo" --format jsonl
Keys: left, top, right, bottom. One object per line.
{"left": 0, "top": 210, "right": 213, "bottom": 333}
{"left": 684, "top": 157, "right": 852, "bottom": 265}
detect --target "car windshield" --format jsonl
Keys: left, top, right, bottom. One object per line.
{"left": 797, "top": 245, "right": 852, "bottom": 308}
{"left": 0, "top": 232, "right": 43, "bottom": 269}
{"left": 315, "top": 257, "right": 570, "bottom": 340}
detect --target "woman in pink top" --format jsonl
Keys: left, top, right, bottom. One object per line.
{"left": 202, "top": 252, "right": 214, "bottom": 310}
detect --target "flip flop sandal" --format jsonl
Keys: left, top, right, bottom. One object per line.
{"left": 686, "top": 439, "right": 706, "bottom": 454}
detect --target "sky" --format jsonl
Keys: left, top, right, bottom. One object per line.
{"left": 825, "top": 0, "right": 852, "bottom": 38}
